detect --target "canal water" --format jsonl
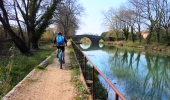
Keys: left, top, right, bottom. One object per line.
{"left": 78, "top": 43, "right": 170, "bottom": 100}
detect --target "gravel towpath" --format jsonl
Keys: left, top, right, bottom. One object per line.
{"left": 2, "top": 45, "right": 75, "bottom": 100}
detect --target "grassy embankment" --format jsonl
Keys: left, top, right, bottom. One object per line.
{"left": 0, "top": 40, "right": 55, "bottom": 99}
{"left": 0, "top": 40, "right": 90, "bottom": 100}
{"left": 68, "top": 42, "right": 90, "bottom": 100}
{"left": 0, "top": 39, "right": 108, "bottom": 100}
{"left": 104, "top": 40, "right": 170, "bottom": 53}
{"left": 68, "top": 41, "right": 108, "bottom": 100}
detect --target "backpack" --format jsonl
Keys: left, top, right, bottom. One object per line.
{"left": 56, "top": 35, "right": 64, "bottom": 45}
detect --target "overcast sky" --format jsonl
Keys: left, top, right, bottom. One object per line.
{"left": 76, "top": 0, "right": 127, "bottom": 36}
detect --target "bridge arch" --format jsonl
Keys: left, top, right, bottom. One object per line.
{"left": 71, "top": 35, "right": 104, "bottom": 45}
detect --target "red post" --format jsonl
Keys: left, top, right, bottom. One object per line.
{"left": 92, "top": 66, "right": 95, "bottom": 99}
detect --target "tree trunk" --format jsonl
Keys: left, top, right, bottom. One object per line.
{"left": 146, "top": 25, "right": 153, "bottom": 44}
{"left": 32, "top": 35, "right": 39, "bottom": 49}
{"left": 166, "top": 28, "right": 169, "bottom": 42}
{"left": 32, "top": 40, "right": 39, "bottom": 49}
{"left": 131, "top": 26, "right": 135, "bottom": 43}
{"left": 8, "top": 28, "right": 30, "bottom": 54}
{"left": 138, "top": 24, "right": 141, "bottom": 43}
{"left": 156, "top": 27, "right": 160, "bottom": 43}
{"left": 0, "top": 1, "right": 30, "bottom": 54}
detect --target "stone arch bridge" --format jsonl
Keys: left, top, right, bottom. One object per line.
{"left": 69, "top": 35, "right": 104, "bottom": 45}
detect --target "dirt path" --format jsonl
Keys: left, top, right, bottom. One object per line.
{"left": 2, "top": 45, "right": 75, "bottom": 100}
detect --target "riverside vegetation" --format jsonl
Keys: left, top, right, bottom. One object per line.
{"left": 0, "top": 40, "right": 92, "bottom": 100}
{"left": 0, "top": 40, "right": 55, "bottom": 99}
{"left": 104, "top": 40, "right": 170, "bottom": 54}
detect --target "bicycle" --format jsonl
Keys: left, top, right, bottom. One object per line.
{"left": 57, "top": 48, "right": 64, "bottom": 69}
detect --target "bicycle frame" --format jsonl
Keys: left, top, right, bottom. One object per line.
{"left": 58, "top": 48, "right": 63, "bottom": 69}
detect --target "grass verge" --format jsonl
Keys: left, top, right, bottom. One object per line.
{"left": 68, "top": 43, "right": 90, "bottom": 100}
{"left": 0, "top": 41, "right": 55, "bottom": 99}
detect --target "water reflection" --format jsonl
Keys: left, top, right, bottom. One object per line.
{"left": 99, "top": 43, "right": 104, "bottom": 48}
{"left": 80, "top": 43, "right": 91, "bottom": 49}
{"left": 79, "top": 42, "right": 104, "bottom": 50}
{"left": 80, "top": 44, "right": 170, "bottom": 100}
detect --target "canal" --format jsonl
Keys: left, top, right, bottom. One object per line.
{"left": 78, "top": 43, "right": 170, "bottom": 100}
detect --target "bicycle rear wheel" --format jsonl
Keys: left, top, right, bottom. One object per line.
{"left": 59, "top": 52, "right": 62, "bottom": 69}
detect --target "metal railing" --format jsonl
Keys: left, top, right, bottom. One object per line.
{"left": 71, "top": 41, "right": 126, "bottom": 100}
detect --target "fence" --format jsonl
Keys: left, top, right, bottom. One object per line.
{"left": 71, "top": 41, "right": 125, "bottom": 100}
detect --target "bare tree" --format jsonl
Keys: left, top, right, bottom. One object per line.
{"left": 131, "top": 0, "right": 170, "bottom": 44}
{"left": 116, "top": 9, "right": 135, "bottom": 41}
{"left": 53, "top": 0, "right": 84, "bottom": 37}
{"left": 134, "top": 0, "right": 162, "bottom": 44}
{"left": 128, "top": 0, "right": 146, "bottom": 43}
{"left": 0, "top": 0, "right": 29, "bottom": 54}
{"left": 101, "top": 8, "right": 117, "bottom": 29}
{"left": 159, "top": 0, "right": 170, "bottom": 42}
{"left": 101, "top": 8, "right": 124, "bottom": 40}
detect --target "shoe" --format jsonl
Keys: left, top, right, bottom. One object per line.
{"left": 62, "top": 60, "right": 65, "bottom": 64}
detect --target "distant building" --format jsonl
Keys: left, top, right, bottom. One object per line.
{"left": 141, "top": 30, "right": 149, "bottom": 39}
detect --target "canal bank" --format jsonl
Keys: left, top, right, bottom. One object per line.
{"left": 104, "top": 41, "right": 170, "bottom": 53}
{"left": 2, "top": 41, "right": 91, "bottom": 100}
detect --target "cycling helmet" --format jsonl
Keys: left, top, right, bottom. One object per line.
{"left": 58, "top": 32, "right": 62, "bottom": 35}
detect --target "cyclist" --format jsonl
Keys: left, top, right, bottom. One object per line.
{"left": 53, "top": 32, "right": 67, "bottom": 64}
